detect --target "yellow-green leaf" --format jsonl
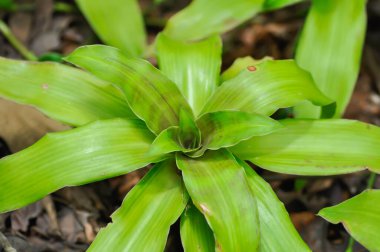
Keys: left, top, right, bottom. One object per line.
{"left": 89, "top": 160, "right": 188, "bottom": 252}
{"left": 231, "top": 119, "right": 380, "bottom": 175}
{"left": 319, "top": 190, "right": 380, "bottom": 252}
{"left": 294, "top": 0, "right": 366, "bottom": 118}
{"left": 0, "top": 119, "right": 162, "bottom": 213}
{"left": 176, "top": 149, "right": 259, "bottom": 252}
{"left": 0, "top": 57, "right": 133, "bottom": 126}
{"left": 76, "top": 0, "right": 146, "bottom": 57}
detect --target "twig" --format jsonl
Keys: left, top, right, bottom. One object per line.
{"left": 345, "top": 173, "right": 377, "bottom": 252}
{"left": 0, "top": 231, "right": 17, "bottom": 252}
{"left": 0, "top": 19, "right": 37, "bottom": 61}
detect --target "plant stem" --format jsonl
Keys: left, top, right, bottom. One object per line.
{"left": 0, "top": 19, "right": 37, "bottom": 61}
{"left": 345, "top": 172, "right": 377, "bottom": 252}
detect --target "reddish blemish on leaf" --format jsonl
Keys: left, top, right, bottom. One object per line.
{"left": 247, "top": 66, "right": 257, "bottom": 72}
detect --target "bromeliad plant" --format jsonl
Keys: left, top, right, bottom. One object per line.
{"left": 1, "top": 31, "right": 380, "bottom": 251}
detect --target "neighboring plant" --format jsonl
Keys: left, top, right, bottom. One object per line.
{"left": 1, "top": 31, "right": 380, "bottom": 251}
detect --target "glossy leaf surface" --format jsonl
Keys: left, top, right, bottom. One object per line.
{"left": 66, "top": 45, "right": 192, "bottom": 134}
{"left": 76, "top": 0, "right": 146, "bottom": 57}
{"left": 202, "top": 60, "right": 333, "bottom": 116}
{"left": 319, "top": 190, "right": 380, "bottom": 252}
{"left": 0, "top": 119, "right": 161, "bottom": 213}
{"left": 241, "top": 160, "right": 311, "bottom": 251}
{"left": 0, "top": 57, "right": 132, "bottom": 126}
{"left": 294, "top": 0, "right": 366, "bottom": 118}
{"left": 196, "top": 110, "right": 282, "bottom": 152}
{"left": 231, "top": 119, "right": 380, "bottom": 175}
{"left": 163, "top": 0, "right": 264, "bottom": 41}
{"left": 156, "top": 34, "right": 222, "bottom": 116}
{"left": 180, "top": 203, "right": 215, "bottom": 252}
{"left": 221, "top": 56, "right": 271, "bottom": 82}
{"left": 176, "top": 149, "right": 259, "bottom": 252}
{"left": 89, "top": 160, "right": 188, "bottom": 252}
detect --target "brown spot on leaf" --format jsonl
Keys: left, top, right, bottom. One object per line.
{"left": 41, "top": 83, "right": 49, "bottom": 90}
{"left": 247, "top": 66, "right": 257, "bottom": 72}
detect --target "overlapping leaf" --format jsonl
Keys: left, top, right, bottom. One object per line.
{"left": 196, "top": 110, "right": 282, "bottom": 153}
{"left": 76, "top": 0, "right": 146, "bottom": 57}
{"left": 231, "top": 119, "right": 380, "bottom": 175}
{"left": 176, "top": 149, "right": 259, "bottom": 252}
{"left": 89, "top": 160, "right": 188, "bottom": 252}
{"left": 0, "top": 119, "right": 162, "bottom": 213}
{"left": 180, "top": 203, "right": 215, "bottom": 252}
{"left": 156, "top": 34, "right": 222, "bottom": 116}
{"left": 294, "top": 0, "right": 366, "bottom": 118}
{"left": 202, "top": 60, "right": 333, "bottom": 117}
{"left": 65, "top": 45, "right": 192, "bottom": 134}
{"left": 241, "top": 160, "right": 311, "bottom": 251}
{"left": 319, "top": 190, "right": 380, "bottom": 252}
{"left": 163, "top": 0, "right": 264, "bottom": 41}
{"left": 0, "top": 57, "right": 133, "bottom": 126}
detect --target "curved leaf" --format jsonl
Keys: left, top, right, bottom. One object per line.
{"left": 0, "top": 119, "right": 162, "bottom": 213}
{"left": 65, "top": 45, "right": 192, "bottom": 134}
{"left": 0, "top": 57, "right": 133, "bottom": 126}
{"left": 201, "top": 60, "right": 333, "bottom": 117}
{"left": 294, "top": 0, "right": 366, "bottom": 118}
{"left": 76, "top": 0, "right": 146, "bottom": 57}
{"left": 156, "top": 33, "right": 222, "bottom": 116}
{"left": 231, "top": 119, "right": 380, "bottom": 175}
{"left": 263, "top": 0, "right": 303, "bottom": 10}
{"left": 319, "top": 190, "right": 380, "bottom": 252}
{"left": 176, "top": 149, "right": 259, "bottom": 252}
{"left": 241, "top": 160, "right": 311, "bottom": 251}
{"left": 221, "top": 56, "right": 271, "bottom": 82}
{"left": 89, "top": 160, "right": 188, "bottom": 252}
{"left": 180, "top": 203, "right": 215, "bottom": 252}
{"left": 196, "top": 110, "right": 282, "bottom": 153}
{"left": 163, "top": 0, "right": 264, "bottom": 41}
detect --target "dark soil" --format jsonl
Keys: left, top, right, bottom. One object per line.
{"left": 1, "top": 0, "right": 380, "bottom": 251}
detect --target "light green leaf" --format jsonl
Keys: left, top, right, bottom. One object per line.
{"left": 156, "top": 33, "right": 222, "bottom": 116}
{"left": 0, "top": 119, "right": 162, "bottom": 213}
{"left": 0, "top": 56, "right": 133, "bottom": 126}
{"left": 231, "top": 119, "right": 380, "bottom": 175}
{"left": 65, "top": 45, "right": 192, "bottom": 134}
{"left": 163, "top": 0, "right": 264, "bottom": 41}
{"left": 89, "top": 160, "right": 188, "bottom": 252}
{"left": 294, "top": 0, "right": 366, "bottom": 118}
{"left": 263, "top": 0, "right": 304, "bottom": 11}
{"left": 221, "top": 56, "right": 272, "bottom": 82}
{"left": 241, "top": 160, "right": 311, "bottom": 251}
{"left": 176, "top": 149, "right": 259, "bottom": 252}
{"left": 180, "top": 203, "right": 215, "bottom": 252}
{"left": 76, "top": 0, "right": 146, "bottom": 57}
{"left": 319, "top": 190, "right": 380, "bottom": 252}
{"left": 201, "top": 60, "right": 333, "bottom": 117}
{"left": 196, "top": 110, "right": 282, "bottom": 153}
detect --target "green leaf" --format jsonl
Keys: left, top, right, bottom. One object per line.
{"left": 0, "top": 119, "right": 162, "bottom": 213}
{"left": 201, "top": 60, "right": 333, "bottom": 117}
{"left": 180, "top": 203, "right": 215, "bottom": 252}
{"left": 319, "top": 190, "right": 380, "bottom": 252}
{"left": 221, "top": 56, "right": 271, "bottom": 82}
{"left": 231, "top": 119, "right": 380, "bottom": 175}
{"left": 156, "top": 33, "right": 222, "bottom": 116}
{"left": 76, "top": 0, "right": 146, "bottom": 57}
{"left": 241, "top": 160, "right": 311, "bottom": 251}
{"left": 176, "top": 149, "right": 259, "bottom": 252}
{"left": 65, "top": 45, "right": 192, "bottom": 134}
{"left": 89, "top": 159, "right": 188, "bottom": 252}
{"left": 294, "top": 0, "right": 366, "bottom": 118}
{"left": 263, "top": 0, "right": 303, "bottom": 10}
{"left": 178, "top": 108, "right": 201, "bottom": 150}
{"left": 0, "top": 56, "right": 133, "bottom": 126}
{"left": 163, "top": 0, "right": 264, "bottom": 41}
{"left": 195, "top": 111, "right": 282, "bottom": 155}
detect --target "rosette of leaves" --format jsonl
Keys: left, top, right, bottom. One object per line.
{"left": 1, "top": 34, "right": 380, "bottom": 251}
